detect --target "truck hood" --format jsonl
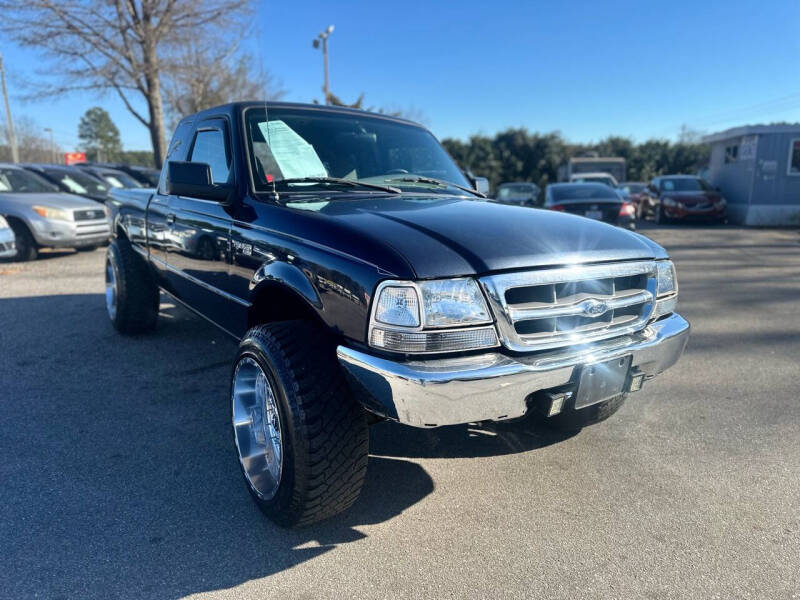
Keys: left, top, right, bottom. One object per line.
{"left": 285, "top": 194, "right": 666, "bottom": 278}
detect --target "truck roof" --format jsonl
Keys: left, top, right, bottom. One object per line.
{"left": 178, "top": 101, "right": 425, "bottom": 129}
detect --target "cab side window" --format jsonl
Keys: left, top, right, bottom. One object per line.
{"left": 190, "top": 129, "right": 230, "bottom": 184}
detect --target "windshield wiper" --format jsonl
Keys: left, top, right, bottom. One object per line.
{"left": 276, "top": 177, "right": 401, "bottom": 195}
{"left": 386, "top": 176, "right": 486, "bottom": 198}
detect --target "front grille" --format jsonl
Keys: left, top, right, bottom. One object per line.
{"left": 480, "top": 261, "right": 657, "bottom": 351}
{"left": 73, "top": 208, "right": 106, "bottom": 221}
{"left": 75, "top": 219, "right": 110, "bottom": 237}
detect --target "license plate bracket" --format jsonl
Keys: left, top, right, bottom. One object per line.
{"left": 585, "top": 209, "right": 603, "bottom": 220}
{"left": 574, "top": 355, "right": 632, "bottom": 409}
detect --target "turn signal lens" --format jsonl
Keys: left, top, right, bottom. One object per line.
{"left": 369, "top": 326, "right": 498, "bottom": 353}
{"left": 656, "top": 261, "right": 678, "bottom": 297}
{"left": 374, "top": 286, "right": 420, "bottom": 327}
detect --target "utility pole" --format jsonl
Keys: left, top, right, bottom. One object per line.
{"left": 43, "top": 127, "right": 55, "bottom": 163}
{"left": 312, "top": 25, "right": 334, "bottom": 104}
{"left": 0, "top": 52, "right": 19, "bottom": 163}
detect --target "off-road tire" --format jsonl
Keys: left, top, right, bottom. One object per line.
{"left": 8, "top": 220, "right": 38, "bottom": 261}
{"left": 545, "top": 393, "right": 627, "bottom": 432}
{"left": 106, "top": 237, "right": 159, "bottom": 334}
{"left": 234, "top": 321, "right": 369, "bottom": 527}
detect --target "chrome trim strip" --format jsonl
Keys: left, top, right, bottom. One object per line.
{"left": 151, "top": 256, "right": 251, "bottom": 308}
{"left": 484, "top": 260, "right": 656, "bottom": 289}
{"left": 338, "top": 313, "right": 690, "bottom": 428}
{"left": 507, "top": 289, "right": 653, "bottom": 320}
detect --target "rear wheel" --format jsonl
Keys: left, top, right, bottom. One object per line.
{"left": 8, "top": 220, "right": 37, "bottom": 261}
{"left": 105, "top": 237, "right": 159, "bottom": 334}
{"left": 545, "top": 394, "right": 627, "bottom": 432}
{"left": 232, "top": 321, "right": 369, "bottom": 527}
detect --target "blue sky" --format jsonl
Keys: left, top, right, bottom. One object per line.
{"left": 1, "top": 0, "right": 798, "bottom": 152}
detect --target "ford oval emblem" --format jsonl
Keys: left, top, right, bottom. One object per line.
{"left": 582, "top": 298, "right": 608, "bottom": 317}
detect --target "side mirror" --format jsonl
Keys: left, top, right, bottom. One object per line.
{"left": 472, "top": 176, "right": 490, "bottom": 196}
{"left": 167, "top": 161, "right": 232, "bottom": 203}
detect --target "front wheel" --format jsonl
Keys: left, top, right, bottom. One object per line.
{"left": 9, "top": 221, "right": 38, "bottom": 261}
{"left": 232, "top": 321, "right": 368, "bottom": 527}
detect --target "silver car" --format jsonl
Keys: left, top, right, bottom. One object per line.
{"left": 0, "top": 164, "right": 110, "bottom": 261}
{"left": 0, "top": 214, "right": 16, "bottom": 258}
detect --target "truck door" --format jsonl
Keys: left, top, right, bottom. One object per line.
{"left": 147, "top": 121, "right": 193, "bottom": 290}
{"left": 165, "top": 118, "right": 241, "bottom": 335}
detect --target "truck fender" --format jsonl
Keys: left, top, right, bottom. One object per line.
{"left": 246, "top": 261, "right": 327, "bottom": 332}
{"left": 249, "top": 260, "right": 322, "bottom": 309}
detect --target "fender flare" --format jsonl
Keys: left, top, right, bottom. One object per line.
{"left": 247, "top": 260, "right": 325, "bottom": 331}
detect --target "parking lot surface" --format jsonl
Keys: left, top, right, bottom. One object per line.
{"left": 1, "top": 225, "right": 799, "bottom": 600}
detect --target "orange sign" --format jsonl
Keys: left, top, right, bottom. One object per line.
{"left": 64, "top": 152, "right": 86, "bottom": 165}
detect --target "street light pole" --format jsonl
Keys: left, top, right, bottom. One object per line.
{"left": 0, "top": 52, "right": 19, "bottom": 163}
{"left": 43, "top": 127, "right": 55, "bottom": 163}
{"left": 312, "top": 25, "right": 334, "bottom": 104}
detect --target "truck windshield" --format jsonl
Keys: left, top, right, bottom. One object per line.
{"left": 0, "top": 168, "right": 59, "bottom": 193}
{"left": 245, "top": 107, "right": 470, "bottom": 195}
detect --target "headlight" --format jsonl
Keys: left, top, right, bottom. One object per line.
{"left": 32, "top": 205, "right": 72, "bottom": 221}
{"left": 714, "top": 198, "right": 727, "bottom": 208}
{"left": 653, "top": 260, "right": 678, "bottom": 319}
{"left": 418, "top": 279, "right": 491, "bottom": 327}
{"left": 0, "top": 215, "right": 8, "bottom": 228}
{"left": 369, "top": 279, "right": 498, "bottom": 353}
{"left": 662, "top": 197, "right": 678, "bottom": 207}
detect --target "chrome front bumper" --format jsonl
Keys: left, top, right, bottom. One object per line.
{"left": 337, "top": 313, "right": 690, "bottom": 428}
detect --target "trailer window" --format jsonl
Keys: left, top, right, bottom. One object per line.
{"left": 788, "top": 139, "right": 800, "bottom": 175}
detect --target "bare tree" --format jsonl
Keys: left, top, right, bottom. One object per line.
{"left": 0, "top": 115, "right": 63, "bottom": 162}
{"left": 0, "top": 0, "right": 252, "bottom": 167}
{"left": 162, "top": 41, "right": 286, "bottom": 129}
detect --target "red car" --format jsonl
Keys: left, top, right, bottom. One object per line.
{"left": 643, "top": 175, "right": 727, "bottom": 224}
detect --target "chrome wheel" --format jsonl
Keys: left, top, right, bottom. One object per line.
{"left": 232, "top": 357, "right": 283, "bottom": 499}
{"left": 105, "top": 255, "right": 118, "bottom": 320}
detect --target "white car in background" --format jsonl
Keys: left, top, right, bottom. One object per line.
{"left": 569, "top": 171, "right": 619, "bottom": 188}
{"left": 0, "top": 214, "right": 16, "bottom": 258}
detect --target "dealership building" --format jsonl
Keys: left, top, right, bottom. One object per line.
{"left": 702, "top": 124, "right": 800, "bottom": 225}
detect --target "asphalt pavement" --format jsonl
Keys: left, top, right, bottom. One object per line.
{"left": 1, "top": 225, "right": 799, "bottom": 599}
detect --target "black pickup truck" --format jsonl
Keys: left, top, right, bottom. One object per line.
{"left": 106, "top": 102, "right": 689, "bottom": 527}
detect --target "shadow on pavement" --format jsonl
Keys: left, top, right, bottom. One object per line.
{"left": 370, "top": 414, "right": 576, "bottom": 459}
{"left": 0, "top": 293, "right": 432, "bottom": 598}
{"left": 0, "top": 292, "right": 581, "bottom": 597}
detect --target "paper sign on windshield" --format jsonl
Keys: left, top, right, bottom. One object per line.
{"left": 258, "top": 120, "right": 327, "bottom": 179}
